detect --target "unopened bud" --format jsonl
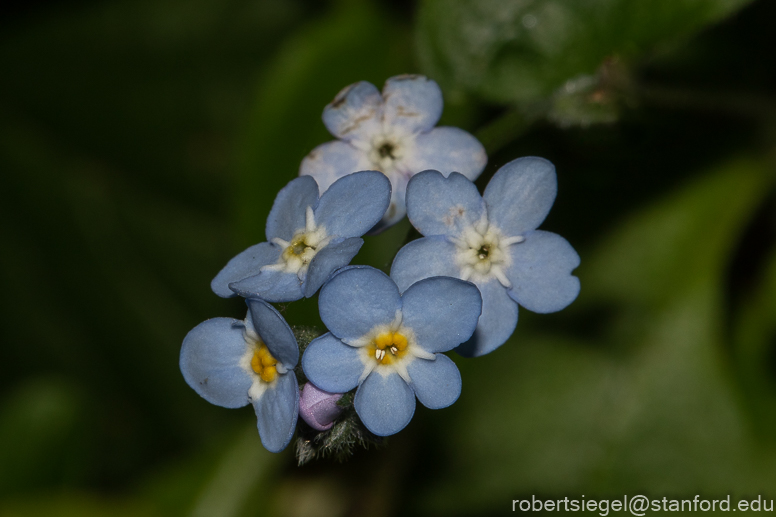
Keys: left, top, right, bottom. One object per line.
{"left": 298, "top": 382, "right": 344, "bottom": 431}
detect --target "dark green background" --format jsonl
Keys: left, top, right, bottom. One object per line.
{"left": 2, "top": 0, "right": 776, "bottom": 515}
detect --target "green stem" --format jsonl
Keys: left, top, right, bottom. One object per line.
{"left": 475, "top": 108, "right": 538, "bottom": 155}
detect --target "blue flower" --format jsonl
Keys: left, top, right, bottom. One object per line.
{"left": 179, "top": 298, "right": 300, "bottom": 452}
{"left": 211, "top": 170, "right": 391, "bottom": 302}
{"left": 391, "top": 157, "right": 580, "bottom": 357}
{"left": 302, "top": 266, "right": 481, "bottom": 436}
{"left": 300, "top": 75, "right": 487, "bottom": 230}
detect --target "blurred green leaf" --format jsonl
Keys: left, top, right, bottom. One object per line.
{"left": 185, "top": 426, "right": 279, "bottom": 517}
{"left": 0, "top": 379, "right": 84, "bottom": 495}
{"left": 0, "top": 422, "right": 279, "bottom": 517}
{"left": 416, "top": 0, "right": 753, "bottom": 105}
{"left": 732, "top": 242, "right": 776, "bottom": 434}
{"left": 0, "top": 494, "right": 160, "bottom": 517}
{"left": 585, "top": 157, "right": 770, "bottom": 305}
{"left": 235, "top": 0, "right": 413, "bottom": 246}
{"left": 0, "top": 0, "right": 311, "bottom": 491}
{"left": 411, "top": 159, "right": 776, "bottom": 514}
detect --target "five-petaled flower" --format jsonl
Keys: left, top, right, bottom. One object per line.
{"left": 302, "top": 266, "right": 482, "bottom": 436}
{"left": 300, "top": 75, "right": 487, "bottom": 231}
{"left": 211, "top": 171, "right": 391, "bottom": 302}
{"left": 180, "top": 298, "right": 300, "bottom": 452}
{"left": 391, "top": 157, "right": 581, "bottom": 357}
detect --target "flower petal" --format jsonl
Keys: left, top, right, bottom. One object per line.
{"left": 319, "top": 266, "right": 401, "bottom": 341}
{"left": 407, "top": 354, "right": 461, "bottom": 409}
{"left": 180, "top": 318, "right": 252, "bottom": 408}
{"left": 211, "top": 242, "right": 281, "bottom": 298}
{"left": 505, "top": 230, "right": 580, "bottom": 313}
{"left": 382, "top": 75, "right": 443, "bottom": 134}
{"left": 405, "top": 170, "right": 486, "bottom": 237}
{"left": 322, "top": 81, "right": 383, "bottom": 142}
{"left": 401, "top": 276, "right": 481, "bottom": 353}
{"left": 300, "top": 140, "right": 373, "bottom": 194}
{"left": 303, "top": 237, "right": 364, "bottom": 298}
{"left": 390, "top": 236, "right": 460, "bottom": 293}
{"left": 366, "top": 172, "right": 410, "bottom": 234}
{"left": 229, "top": 267, "right": 304, "bottom": 303}
{"left": 455, "top": 280, "right": 518, "bottom": 357}
{"left": 252, "top": 373, "right": 299, "bottom": 453}
{"left": 354, "top": 371, "right": 415, "bottom": 436}
{"left": 483, "top": 156, "right": 557, "bottom": 236}
{"left": 265, "top": 176, "right": 320, "bottom": 241}
{"left": 247, "top": 298, "right": 299, "bottom": 368}
{"left": 302, "top": 333, "right": 363, "bottom": 393}
{"left": 405, "top": 127, "right": 487, "bottom": 181}
{"left": 314, "top": 171, "right": 391, "bottom": 238}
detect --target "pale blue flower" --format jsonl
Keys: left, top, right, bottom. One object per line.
{"left": 211, "top": 171, "right": 391, "bottom": 302}
{"left": 179, "top": 298, "right": 300, "bottom": 452}
{"left": 391, "top": 157, "right": 580, "bottom": 357}
{"left": 302, "top": 266, "right": 481, "bottom": 436}
{"left": 300, "top": 75, "right": 487, "bottom": 230}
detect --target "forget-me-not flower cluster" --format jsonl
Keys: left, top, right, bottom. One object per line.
{"left": 179, "top": 74, "right": 579, "bottom": 459}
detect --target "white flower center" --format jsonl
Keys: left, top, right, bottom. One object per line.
{"left": 452, "top": 216, "right": 525, "bottom": 288}
{"left": 268, "top": 206, "right": 330, "bottom": 279}
{"left": 365, "top": 133, "right": 408, "bottom": 173}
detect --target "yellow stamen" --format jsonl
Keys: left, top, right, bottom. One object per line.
{"left": 368, "top": 331, "right": 409, "bottom": 365}
{"left": 251, "top": 342, "right": 279, "bottom": 383}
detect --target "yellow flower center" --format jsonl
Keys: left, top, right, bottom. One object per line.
{"left": 250, "top": 341, "right": 278, "bottom": 383}
{"left": 367, "top": 331, "right": 409, "bottom": 365}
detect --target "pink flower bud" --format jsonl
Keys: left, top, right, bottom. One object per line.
{"left": 298, "top": 382, "right": 344, "bottom": 431}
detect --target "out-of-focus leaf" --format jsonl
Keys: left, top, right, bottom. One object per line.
{"left": 585, "top": 158, "right": 769, "bottom": 305}
{"left": 416, "top": 0, "right": 753, "bottom": 105}
{"left": 0, "top": 422, "right": 278, "bottom": 517}
{"left": 185, "top": 425, "right": 279, "bottom": 517}
{"left": 0, "top": 379, "right": 84, "bottom": 495}
{"left": 235, "top": 1, "right": 413, "bottom": 246}
{"left": 0, "top": 495, "right": 160, "bottom": 517}
{"left": 0, "top": 0, "right": 309, "bottom": 490}
{"left": 410, "top": 159, "right": 776, "bottom": 514}
{"left": 546, "top": 62, "right": 626, "bottom": 128}
{"left": 128, "top": 423, "right": 278, "bottom": 517}
{"left": 732, "top": 244, "right": 776, "bottom": 433}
